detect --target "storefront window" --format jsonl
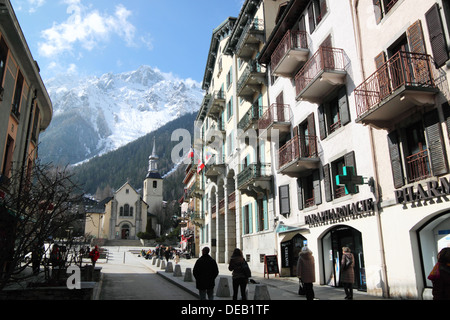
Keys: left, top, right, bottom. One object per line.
{"left": 418, "top": 212, "right": 450, "bottom": 288}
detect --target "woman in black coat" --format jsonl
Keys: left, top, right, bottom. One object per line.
{"left": 228, "top": 248, "right": 250, "bottom": 300}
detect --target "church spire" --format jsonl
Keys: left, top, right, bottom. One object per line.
{"left": 147, "top": 137, "right": 161, "bottom": 179}
{"left": 148, "top": 137, "right": 159, "bottom": 173}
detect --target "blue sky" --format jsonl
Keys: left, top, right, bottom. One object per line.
{"left": 10, "top": 0, "right": 244, "bottom": 83}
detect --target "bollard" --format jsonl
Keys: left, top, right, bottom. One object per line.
{"left": 156, "top": 259, "right": 161, "bottom": 267}
{"left": 254, "top": 284, "right": 271, "bottom": 300}
{"left": 161, "top": 260, "right": 166, "bottom": 270}
{"left": 152, "top": 257, "right": 156, "bottom": 265}
{"left": 165, "top": 262, "right": 173, "bottom": 273}
{"left": 216, "top": 277, "right": 231, "bottom": 297}
{"left": 184, "top": 268, "right": 193, "bottom": 282}
{"left": 173, "top": 264, "right": 182, "bottom": 277}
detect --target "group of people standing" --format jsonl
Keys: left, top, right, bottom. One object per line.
{"left": 296, "top": 246, "right": 354, "bottom": 300}
{"left": 192, "top": 245, "right": 450, "bottom": 301}
{"left": 193, "top": 247, "right": 250, "bottom": 300}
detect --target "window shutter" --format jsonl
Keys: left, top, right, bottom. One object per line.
{"left": 344, "top": 151, "right": 359, "bottom": 193}
{"left": 297, "top": 179, "right": 304, "bottom": 210}
{"left": 279, "top": 185, "right": 290, "bottom": 216}
{"left": 338, "top": 86, "right": 351, "bottom": 126}
{"left": 442, "top": 102, "right": 450, "bottom": 138}
{"left": 424, "top": 109, "right": 449, "bottom": 176}
{"left": 407, "top": 20, "right": 426, "bottom": 54}
{"left": 375, "top": 51, "right": 386, "bottom": 69}
{"left": 374, "top": 52, "right": 390, "bottom": 100}
{"left": 387, "top": 130, "right": 405, "bottom": 189}
{"left": 249, "top": 203, "right": 253, "bottom": 234}
{"left": 308, "top": 4, "right": 315, "bottom": 33}
{"left": 373, "top": 0, "right": 382, "bottom": 24}
{"left": 313, "top": 169, "right": 322, "bottom": 205}
{"left": 318, "top": 104, "right": 327, "bottom": 140}
{"left": 263, "top": 196, "right": 269, "bottom": 230}
{"left": 426, "top": 3, "right": 449, "bottom": 68}
{"left": 242, "top": 206, "right": 246, "bottom": 235}
{"left": 323, "top": 164, "right": 332, "bottom": 202}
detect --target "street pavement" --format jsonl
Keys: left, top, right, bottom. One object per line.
{"left": 95, "top": 246, "right": 388, "bottom": 301}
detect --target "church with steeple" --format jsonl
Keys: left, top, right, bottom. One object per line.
{"left": 84, "top": 138, "right": 164, "bottom": 241}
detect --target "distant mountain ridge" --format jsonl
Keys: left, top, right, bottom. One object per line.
{"left": 71, "top": 112, "right": 197, "bottom": 201}
{"left": 39, "top": 65, "right": 204, "bottom": 165}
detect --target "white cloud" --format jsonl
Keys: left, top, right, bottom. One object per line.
{"left": 38, "top": 1, "right": 136, "bottom": 58}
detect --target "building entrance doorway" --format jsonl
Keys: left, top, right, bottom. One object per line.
{"left": 121, "top": 225, "right": 130, "bottom": 239}
{"left": 281, "top": 234, "right": 307, "bottom": 276}
{"left": 321, "top": 226, "right": 367, "bottom": 291}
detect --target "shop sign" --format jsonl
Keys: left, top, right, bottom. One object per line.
{"left": 305, "top": 198, "right": 375, "bottom": 228}
{"left": 394, "top": 177, "right": 450, "bottom": 205}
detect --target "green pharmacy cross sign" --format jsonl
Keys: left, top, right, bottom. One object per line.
{"left": 336, "top": 166, "right": 364, "bottom": 195}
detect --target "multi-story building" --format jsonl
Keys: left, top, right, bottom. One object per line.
{"left": 259, "top": 0, "right": 380, "bottom": 294}
{"left": 184, "top": 0, "right": 450, "bottom": 299}
{"left": 0, "top": 0, "right": 52, "bottom": 270}
{"left": 352, "top": 0, "right": 450, "bottom": 299}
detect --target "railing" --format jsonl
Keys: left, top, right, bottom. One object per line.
{"left": 407, "top": 149, "right": 430, "bottom": 182}
{"left": 271, "top": 30, "right": 308, "bottom": 72}
{"left": 237, "top": 163, "right": 271, "bottom": 189}
{"left": 295, "top": 47, "right": 346, "bottom": 97}
{"left": 354, "top": 51, "right": 435, "bottom": 118}
{"left": 258, "top": 103, "right": 292, "bottom": 131}
{"left": 228, "top": 191, "right": 236, "bottom": 209}
{"left": 278, "top": 135, "right": 318, "bottom": 169}
{"left": 238, "top": 103, "right": 262, "bottom": 131}
{"left": 237, "top": 59, "right": 264, "bottom": 95}
{"left": 235, "top": 18, "right": 264, "bottom": 54}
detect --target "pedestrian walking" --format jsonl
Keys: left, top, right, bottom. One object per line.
{"left": 89, "top": 245, "right": 100, "bottom": 267}
{"left": 164, "top": 247, "right": 171, "bottom": 262}
{"left": 193, "top": 247, "right": 219, "bottom": 300}
{"left": 296, "top": 246, "right": 316, "bottom": 300}
{"left": 228, "top": 248, "right": 251, "bottom": 300}
{"left": 341, "top": 246, "right": 355, "bottom": 300}
{"left": 429, "top": 247, "right": 450, "bottom": 300}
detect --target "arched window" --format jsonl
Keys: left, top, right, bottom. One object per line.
{"left": 124, "top": 204, "right": 130, "bottom": 216}
{"left": 120, "top": 206, "right": 124, "bottom": 216}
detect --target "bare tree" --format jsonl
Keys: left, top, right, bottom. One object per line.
{"left": 0, "top": 160, "right": 84, "bottom": 290}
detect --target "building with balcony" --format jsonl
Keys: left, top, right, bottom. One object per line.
{"left": 0, "top": 0, "right": 53, "bottom": 274}
{"left": 352, "top": 0, "right": 450, "bottom": 299}
{"left": 259, "top": 0, "right": 380, "bottom": 294}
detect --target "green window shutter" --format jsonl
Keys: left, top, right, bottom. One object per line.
{"left": 263, "top": 196, "right": 269, "bottom": 230}
{"left": 249, "top": 203, "right": 253, "bottom": 234}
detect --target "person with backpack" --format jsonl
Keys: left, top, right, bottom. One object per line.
{"left": 341, "top": 246, "right": 355, "bottom": 300}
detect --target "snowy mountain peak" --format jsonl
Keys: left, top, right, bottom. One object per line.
{"left": 39, "top": 66, "right": 204, "bottom": 165}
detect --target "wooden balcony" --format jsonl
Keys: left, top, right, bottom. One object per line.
{"left": 295, "top": 47, "right": 347, "bottom": 103}
{"left": 237, "top": 59, "right": 266, "bottom": 102}
{"left": 354, "top": 51, "right": 437, "bottom": 129}
{"left": 258, "top": 103, "right": 292, "bottom": 139}
{"left": 271, "top": 30, "right": 309, "bottom": 78}
{"left": 235, "top": 18, "right": 265, "bottom": 61}
{"left": 277, "top": 135, "right": 320, "bottom": 177}
{"left": 237, "top": 163, "right": 272, "bottom": 198}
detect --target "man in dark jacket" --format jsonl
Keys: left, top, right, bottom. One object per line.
{"left": 193, "top": 247, "right": 219, "bottom": 300}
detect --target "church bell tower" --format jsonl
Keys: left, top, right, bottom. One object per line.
{"left": 143, "top": 137, "right": 163, "bottom": 214}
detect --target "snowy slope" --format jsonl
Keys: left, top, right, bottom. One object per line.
{"left": 39, "top": 66, "right": 203, "bottom": 165}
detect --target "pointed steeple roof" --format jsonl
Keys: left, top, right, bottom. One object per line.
{"left": 146, "top": 137, "right": 162, "bottom": 179}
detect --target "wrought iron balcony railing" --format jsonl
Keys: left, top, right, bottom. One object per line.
{"left": 278, "top": 135, "right": 318, "bottom": 169}
{"left": 258, "top": 103, "right": 292, "bottom": 131}
{"left": 237, "top": 103, "right": 262, "bottom": 132}
{"left": 271, "top": 30, "right": 309, "bottom": 72}
{"left": 295, "top": 47, "right": 346, "bottom": 98}
{"left": 354, "top": 51, "right": 435, "bottom": 118}
{"left": 237, "top": 163, "right": 271, "bottom": 189}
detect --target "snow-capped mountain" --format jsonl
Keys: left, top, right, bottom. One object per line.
{"left": 39, "top": 66, "right": 204, "bottom": 165}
